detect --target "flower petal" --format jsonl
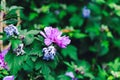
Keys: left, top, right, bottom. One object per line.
{"left": 44, "top": 27, "right": 52, "bottom": 37}
{"left": 44, "top": 38, "right": 52, "bottom": 46}
{"left": 3, "top": 75, "right": 14, "bottom": 80}
{"left": 40, "top": 31, "right": 47, "bottom": 38}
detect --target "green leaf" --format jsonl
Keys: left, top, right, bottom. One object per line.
{"left": 11, "top": 39, "right": 22, "bottom": 50}
{"left": 99, "top": 40, "right": 109, "bottom": 56}
{"left": 67, "top": 5, "right": 77, "bottom": 13}
{"left": 41, "top": 63, "right": 51, "bottom": 75}
{"left": 22, "top": 58, "right": 34, "bottom": 72}
{"left": 29, "top": 12, "right": 38, "bottom": 21}
{"left": 5, "top": 52, "right": 26, "bottom": 74}
{"left": 73, "top": 33, "right": 87, "bottom": 39}
{"left": 69, "top": 14, "right": 83, "bottom": 27}
{"left": 27, "top": 30, "right": 39, "bottom": 35}
{"left": 24, "top": 34, "right": 34, "bottom": 45}
{"left": 58, "top": 75, "right": 71, "bottom": 80}
{"left": 35, "top": 61, "right": 42, "bottom": 70}
{"left": 44, "top": 75, "right": 55, "bottom": 80}
{"left": 62, "top": 45, "right": 78, "bottom": 60}
{"left": 28, "top": 40, "right": 42, "bottom": 57}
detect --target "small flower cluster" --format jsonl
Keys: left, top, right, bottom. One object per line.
{"left": 40, "top": 27, "right": 71, "bottom": 61}
{"left": 42, "top": 45, "right": 56, "bottom": 61}
{"left": 13, "top": 44, "right": 25, "bottom": 56}
{"left": 82, "top": 6, "right": 91, "bottom": 18}
{"left": 4, "top": 24, "right": 19, "bottom": 37}
{"left": 3, "top": 75, "right": 14, "bottom": 80}
{"left": 40, "top": 27, "right": 71, "bottom": 48}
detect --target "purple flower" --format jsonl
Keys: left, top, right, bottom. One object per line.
{"left": 0, "top": 54, "right": 7, "bottom": 69}
{"left": 42, "top": 45, "right": 56, "bottom": 61}
{"left": 65, "top": 72, "right": 75, "bottom": 78}
{"left": 0, "top": 48, "right": 10, "bottom": 69}
{"left": 65, "top": 72, "right": 78, "bottom": 80}
{"left": 82, "top": 6, "right": 91, "bottom": 18}
{"left": 3, "top": 75, "right": 14, "bottom": 80}
{"left": 40, "top": 27, "right": 71, "bottom": 48}
{"left": 0, "top": 47, "right": 10, "bottom": 57}
{"left": 4, "top": 24, "right": 19, "bottom": 37}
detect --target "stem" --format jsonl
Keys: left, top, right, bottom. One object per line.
{"left": 0, "top": 11, "right": 4, "bottom": 52}
{"left": 16, "top": 10, "right": 22, "bottom": 27}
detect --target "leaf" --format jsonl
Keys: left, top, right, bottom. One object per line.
{"left": 35, "top": 61, "right": 42, "bottom": 70}
{"left": 99, "top": 40, "right": 109, "bottom": 56}
{"left": 41, "top": 63, "right": 51, "bottom": 75}
{"left": 44, "top": 75, "right": 55, "bottom": 80}
{"left": 11, "top": 39, "right": 22, "bottom": 50}
{"left": 27, "top": 30, "right": 39, "bottom": 35}
{"left": 22, "top": 57, "right": 34, "bottom": 72}
{"left": 29, "top": 40, "right": 42, "bottom": 57}
{"left": 5, "top": 52, "right": 26, "bottom": 74}
{"left": 84, "top": 73, "right": 95, "bottom": 79}
{"left": 69, "top": 14, "right": 83, "bottom": 27}
{"left": 73, "top": 33, "right": 87, "bottom": 39}
{"left": 58, "top": 75, "right": 71, "bottom": 80}
{"left": 67, "top": 5, "right": 77, "bottom": 13}
{"left": 22, "top": 30, "right": 39, "bottom": 45}
{"left": 29, "top": 12, "right": 38, "bottom": 21}
{"left": 62, "top": 45, "right": 78, "bottom": 60}
{"left": 24, "top": 34, "right": 34, "bottom": 45}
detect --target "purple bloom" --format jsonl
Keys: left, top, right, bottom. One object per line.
{"left": 40, "top": 27, "right": 71, "bottom": 48}
{"left": 0, "top": 47, "right": 10, "bottom": 57}
{"left": 0, "top": 54, "right": 7, "bottom": 69}
{"left": 82, "top": 6, "right": 91, "bottom": 18}
{"left": 4, "top": 24, "right": 19, "bottom": 37}
{"left": 65, "top": 72, "right": 78, "bottom": 80}
{"left": 65, "top": 72, "right": 75, "bottom": 78}
{"left": 42, "top": 45, "right": 56, "bottom": 61}
{"left": 0, "top": 48, "right": 10, "bottom": 69}
{"left": 3, "top": 75, "right": 14, "bottom": 80}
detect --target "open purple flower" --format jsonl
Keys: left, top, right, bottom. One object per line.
{"left": 40, "top": 27, "right": 71, "bottom": 48}
{"left": 3, "top": 75, "right": 14, "bottom": 80}
{"left": 0, "top": 54, "right": 7, "bottom": 69}
{"left": 0, "top": 48, "right": 10, "bottom": 69}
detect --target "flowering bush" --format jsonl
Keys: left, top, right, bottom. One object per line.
{"left": 0, "top": 0, "right": 120, "bottom": 80}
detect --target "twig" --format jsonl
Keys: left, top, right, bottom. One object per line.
{"left": 0, "top": 11, "right": 4, "bottom": 52}
{"left": 16, "top": 10, "right": 21, "bottom": 27}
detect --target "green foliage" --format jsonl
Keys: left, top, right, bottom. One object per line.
{"left": 62, "top": 45, "right": 78, "bottom": 60}
{"left": 1, "top": 0, "right": 120, "bottom": 80}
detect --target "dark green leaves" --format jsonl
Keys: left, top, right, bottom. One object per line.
{"left": 62, "top": 45, "right": 78, "bottom": 60}
{"left": 23, "top": 30, "right": 39, "bottom": 45}
{"left": 5, "top": 52, "right": 26, "bottom": 74}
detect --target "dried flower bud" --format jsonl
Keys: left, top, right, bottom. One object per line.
{"left": 19, "top": 35, "right": 25, "bottom": 40}
{"left": 13, "top": 44, "right": 25, "bottom": 56}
